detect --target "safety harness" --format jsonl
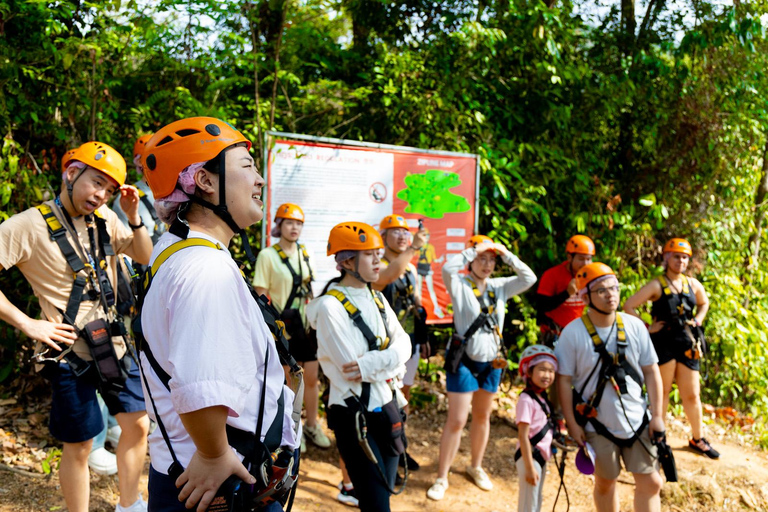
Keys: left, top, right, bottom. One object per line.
{"left": 514, "top": 389, "right": 555, "bottom": 468}
{"left": 657, "top": 275, "right": 704, "bottom": 360}
{"left": 325, "top": 288, "right": 409, "bottom": 495}
{"left": 573, "top": 312, "right": 648, "bottom": 448}
{"left": 34, "top": 201, "right": 129, "bottom": 386}
{"left": 273, "top": 243, "right": 313, "bottom": 310}
{"left": 132, "top": 228, "right": 303, "bottom": 510}
{"left": 466, "top": 278, "right": 506, "bottom": 370}
{"left": 381, "top": 257, "right": 416, "bottom": 323}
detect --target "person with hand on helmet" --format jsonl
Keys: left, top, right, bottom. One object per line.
{"left": 536, "top": 235, "right": 595, "bottom": 342}
{"left": 138, "top": 118, "right": 299, "bottom": 511}
{"left": 556, "top": 263, "right": 664, "bottom": 512}
{"left": 427, "top": 235, "right": 536, "bottom": 501}
{"left": 112, "top": 134, "right": 165, "bottom": 245}
{"left": 516, "top": 345, "right": 558, "bottom": 512}
{"left": 375, "top": 214, "right": 427, "bottom": 473}
{"left": 0, "top": 142, "right": 152, "bottom": 512}
{"left": 253, "top": 203, "right": 331, "bottom": 453}
{"left": 623, "top": 238, "right": 718, "bottom": 459}
{"left": 306, "top": 222, "right": 412, "bottom": 512}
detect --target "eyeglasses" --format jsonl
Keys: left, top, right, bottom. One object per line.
{"left": 475, "top": 256, "right": 496, "bottom": 265}
{"left": 593, "top": 285, "right": 620, "bottom": 297}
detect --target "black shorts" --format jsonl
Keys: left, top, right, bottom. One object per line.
{"left": 289, "top": 328, "right": 318, "bottom": 363}
{"left": 650, "top": 331, "right": 700, "bottom": 371}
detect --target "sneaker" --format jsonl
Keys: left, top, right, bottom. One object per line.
{"left": 300, "top": 434, "right": 307, "bottom": 454}
{"left": 115, "top": 497, "right": 147, "bottom": 512}
{"left": 427, "top": 477, "right": 449, "bottom": 501}
{"left": 336, "top": 482, "right": 359, "bottom": 507}
{"left": 106, "top": 425, "right": 122, "bottom": 448}
{"left": 466, "top": 465, "right": 493, "bottom": 491}
{"left": 689, "top": 438, "right": 720, "bottom": 459}
{"left": 399, "top": 452, "right": 420, "bottom": 471}
{"left": 304, "top": 424, "right": 331, "bottom": 449}
{"left": 88, "top": 447, "right": 118, "bottom": 476}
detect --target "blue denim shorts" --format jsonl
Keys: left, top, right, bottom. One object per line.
{"left": 48, "top": 357, "right": 146, "bottom": 443}
{"left": 445, "top": 357, "right": 502, "bottom": 394}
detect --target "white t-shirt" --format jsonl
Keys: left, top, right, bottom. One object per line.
{"left": 555, "top": 313, "right": 658, "bottom": 439}
{"left": 442, "top": 248, "right": 537, "bottom": 362}
{"left": 139, "top": 230, "right": 298, "bottom": 474}
{"left": 306, "top": 283, "right": 411, "bottom": 411}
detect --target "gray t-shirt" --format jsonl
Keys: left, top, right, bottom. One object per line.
{"left": 555, "top": 313, "right": 658, "bottom": 439}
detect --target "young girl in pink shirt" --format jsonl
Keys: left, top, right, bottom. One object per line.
{"left": 515, "top": 345, "right": 558, "bottom": 512}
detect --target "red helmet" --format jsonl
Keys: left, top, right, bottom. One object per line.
{"left": 142, "top": 117, "right": 251, "bottom": 199}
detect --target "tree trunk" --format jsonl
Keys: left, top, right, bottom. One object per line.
{"left": 743, "top": 138, "right": 768, "bottom": 307}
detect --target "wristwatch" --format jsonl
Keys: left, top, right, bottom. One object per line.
{"left": 128, "top": 219, "right": 145, "bottom": 230}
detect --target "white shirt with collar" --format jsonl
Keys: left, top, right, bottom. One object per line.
{"left": 307, "top": 282, "right": 411, "bottom": 411}
{"left": 140, "top": 230, "right": 298, "bottom": 475}
{"left": 442, "top": 247, "right": 537, "bottom": 362}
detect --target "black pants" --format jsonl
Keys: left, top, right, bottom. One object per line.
{"left": 327, "top": 405, "right": 399, "bottom": 512}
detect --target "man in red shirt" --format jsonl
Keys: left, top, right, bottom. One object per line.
{"left": 536, "top": 235, "right": 596, "bottom": 345}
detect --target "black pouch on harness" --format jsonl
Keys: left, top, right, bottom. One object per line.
{"left": 571, "top": 389, "right": 592, "bottom": 427}
{"left": 280, "top": 307, "right": 309, "bottom": 344}
{"left": 82, "top": 318, "right": 126, "bottom": 394}
{"left": 444, "top": 333, "right": 467, "bottom": 374}
{"left": 379, "top": 398, "right": 407, "bottom": 457}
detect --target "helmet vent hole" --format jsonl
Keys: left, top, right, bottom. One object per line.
{"left": 177, "top": 129, "right": 201, "bottom": 137}
{"left": 205, "top": 124, "right": 221, "bottom": 136}
{"left": 156, "top": 136, "right": 174, "bottom": 147}
{"left": 146, "top": 154, "right": 157, "bottom": 170}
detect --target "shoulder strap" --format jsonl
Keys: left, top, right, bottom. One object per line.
{"left": 92, "top": 210, "right": 115, "bottom": 258}
{"left": 275, "top": 244, "right": 305, "bottom": 309}
{"left": 36, "top": 204, "right": 85, "bottom": 273}
{"left": 522, "top": 389, "right": 552, "bottom": 447}
{"left": 299, "top": 243, "right": 314, "bottom": 282}
{"left": 326, "top": 289, "right": 383, "bottom": 351}
{"left": 137, "top": 188, "right": 160, "bottom": 224}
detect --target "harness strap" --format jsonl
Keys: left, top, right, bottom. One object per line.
{"left": 326, "top": 288, "right": 391, "bottom": 409}
{"left": 137, "top": 189, "right": 160, "bottom": 224}
{"left": 36, "top": 204, "right": 85, "bottom": 273}
{"left": 275, "top": 243, "right": 313, "bottom": 311}
{"left": 513, "top": 389, "right": 554, "bottom": 466}
{"left": 93, "top": 211, "right": 115, "bottom": 257}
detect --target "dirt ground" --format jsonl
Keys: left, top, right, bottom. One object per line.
{"left": 1, "top": 376, "right": 767, "bottom": 511}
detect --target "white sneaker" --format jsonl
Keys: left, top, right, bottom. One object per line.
{"left": 466, "top": 466, "right": 493, "bottom": 491}
{"left": 336, "top": 482, "right": 359, "bottom": 507}
{"left": 115, "top": 497, "right": 147, "bottom": 512}
{"left": 88, "top": 447, "right": 117, "bottom": 476}
{"left": 304, "top": 424, "right": 331, "bottom": 448}
{"left": 300, "top": 434, "right": 307, "bottom": 454}
{"left": 106, "top": 425, "right": 122, "bottom": 448}
{"left": 426, "top": 477, "right": 449, "bottom": 501}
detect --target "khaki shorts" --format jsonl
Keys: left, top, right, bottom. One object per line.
{"left": 586, "top": 427, "right": 659, "bottom": 480}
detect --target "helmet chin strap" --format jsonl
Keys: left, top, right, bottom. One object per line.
{"left": 63, "top": 168, "right": 87, "bottom": 216}
{"left": 347, "top": 253, "right": 372, "bottom": 284}
{"left": 184, "top": 150, "right": 256, "bottom": 264}
{"left": 586, "top": 284, "right": 613, "bottom": 316}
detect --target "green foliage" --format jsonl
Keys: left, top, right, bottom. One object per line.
{"left": 2, "top": 0, "right": 768, "bottom": 441}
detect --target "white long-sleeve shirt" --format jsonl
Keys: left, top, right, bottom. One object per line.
{"left": 442, "top": 248, "right": 537, "bottom": 362}
{"left": 306, "top": 283, "right": 411, "bottom": 411}
{"left": 140, "top": 230, "right": 298, "bottom": 475}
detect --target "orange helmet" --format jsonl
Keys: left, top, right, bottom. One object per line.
{"left": 275, "top": 203, "right": 305, "bottom": 222}
{"left": 663, "top": 238, "right": 692, "bottom": 256}
{"left": 575, "top": 262, "right": 615, "bottom": 291}
{"left": 327, "top": 222, "right": 384, "bottom": 256}
{"left": 61, "top": 148, "right": 78, "bottom": 174}
{"left": 566, "top": 235, "right": 596, "bottom": 256}
{"left": 133, "top": 134, "right": 153, "bottom": 159}
{"left": 379, "top": 214, "right": 410, "bottom": 231}
{"left": 142, "top": 117, "right": 252, "bottom": 199}
{"left": 467, "top": 234, "right": 494, "bottom": 250}
{"left": 68, "top": 141, "right": 126, "bottom": 186}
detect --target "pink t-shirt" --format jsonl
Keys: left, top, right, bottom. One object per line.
{"left": 516, "top": 391, "right": 553, "bottom": 461}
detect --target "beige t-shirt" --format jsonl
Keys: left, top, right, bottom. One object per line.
{"left": 0, "top": 200, "right": 137, "bottom": 361}
{"left": 252, "top": 244, "right": 314, "bottom": 317}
